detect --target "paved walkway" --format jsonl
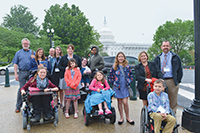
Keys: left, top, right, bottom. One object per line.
{"left": 0, "top": 85, "right": 192, "bottom": 133}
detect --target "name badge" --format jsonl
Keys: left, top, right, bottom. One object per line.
{"left": 164, "top": 67, "right": 170, "bottom": 72}
{"left": 55, "top": 68, "right": 60, "bottom": 72}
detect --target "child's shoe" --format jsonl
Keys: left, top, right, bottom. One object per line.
{"left": 74, "top": 113, "right": 78, "bottom": 119}
{"left": 105, "top": 108, "right": 112, "bottom": 115}
{"left": 98, "top": 109, "right": 103, "bottom": 115}
{"left": 65, "top": 113, "right": 70, "bottom": 119}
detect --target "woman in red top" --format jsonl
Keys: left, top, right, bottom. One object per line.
{"left": 135, "top": 51, "right": 163, "bottom": 107}
{"left": 20, "top": 66, "right": 58, "bottom": 122}
{"left": 64, "top": 58, "right": 82, "bottom": 119}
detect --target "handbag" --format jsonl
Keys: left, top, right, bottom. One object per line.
{"left": 119, "top": 66, "right": 133, "bottom": 98}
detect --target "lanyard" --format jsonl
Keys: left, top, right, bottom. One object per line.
{"left": 55, "top": 56, "right": 61, "bottom": 66}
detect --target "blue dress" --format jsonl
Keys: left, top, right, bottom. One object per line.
{"left": 114, "top": 65, "right": 129, "bottom": 98}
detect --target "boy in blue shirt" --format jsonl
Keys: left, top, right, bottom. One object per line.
{"left": 147, "top": 79, "right": 176, "bottom": 133}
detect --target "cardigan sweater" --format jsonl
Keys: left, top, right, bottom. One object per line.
{"left": 89, "top": 79, "right": 110, "bottom": 91}
{"left": 64, "top": 67, "right": 82, "bottom": 89}
{"left": 108, "top": 65, "right": 133, "bottom": 89}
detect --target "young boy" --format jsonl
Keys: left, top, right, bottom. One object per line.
{"left": 147, "top": 79, "right": 176, "bottom": 133}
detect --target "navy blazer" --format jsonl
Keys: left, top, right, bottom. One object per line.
{"left": 135, "top": 61, "right": 163, "bottom": 90}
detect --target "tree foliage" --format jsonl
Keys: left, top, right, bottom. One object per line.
{"left": 42, "top": 3, "right": 102, "bottom": 57}
{"left": 2, "top": 4, "right": 40, "bottom": 34}
{"left": 0, "top": 26, "right": 62, "bottom": 62}
{"left": 148, "top": 18, "right": 194, "bottom": 65}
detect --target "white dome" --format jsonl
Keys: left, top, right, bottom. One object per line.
{"left": 99, "top": 18, "right": 116, "bottom": 44}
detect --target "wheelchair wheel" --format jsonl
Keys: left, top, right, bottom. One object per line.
{"left": 110, "top": 107, "right": 116, "bottom": 124}
{"left": 83, "top": 107, "right": 89, "bottom": 126}
{"left": 22, "top": 116, "right": 27, "bottom": 129}
{"left": 140, "top": 106, "right": 149, "bottom": 133}
{"left": 27, "top": 124, "right": 31, "bottom": 131}
{"left": 170, "top": 108, "right": 179, "bottom": 133}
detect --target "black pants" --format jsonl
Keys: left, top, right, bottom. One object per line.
{"left": 32, "top": 95, "right": 52, "bottom": 118}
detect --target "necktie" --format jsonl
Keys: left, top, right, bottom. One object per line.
{"left": 162, "top": 54, "right": 167, "bottom": 74}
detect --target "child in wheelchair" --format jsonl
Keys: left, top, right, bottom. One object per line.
{"left": 83, "top": 71, "right": 116, "bottom": 126}
{"left": 147, "top": 79, "right": 176, "bottom": 133}
{"left": 85, "top": 71, "right": 115, "bottom": 115}
{"left": 80, "top": 57, "right": 91, "bottom": 88}
{"left": 21, "top": 66, "right": 59, "bottom": 123}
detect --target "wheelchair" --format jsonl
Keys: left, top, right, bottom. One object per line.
{"left": 82, "top": 88, "right": 116, "bottom": 126}
{"left": 22, "top": 87, "right": 59, "bottom": 131}
{"left": 140, "top": 82, "right": 179, "bottom": 133}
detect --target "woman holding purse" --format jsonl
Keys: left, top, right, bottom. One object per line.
{"left": 108, "top": 52, "right": 135, "bottom": 125}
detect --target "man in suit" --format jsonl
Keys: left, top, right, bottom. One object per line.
{"left": 154, "top": 41, "right": 183, "bottom": 114}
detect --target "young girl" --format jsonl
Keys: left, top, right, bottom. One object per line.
{"left": 64, "top": 58, "right": 81, "bottom": 119}
{"left": 108, "top": 52, "right": 135, "bottom": 125}
{"left": 85, "top": 71, "right": 115, "bottom": 115}
{"left": 29, "top": 48, "right": 50, "bottom": 72}
{"left": 20, "top": 66, "right": 58, "bottom": 121}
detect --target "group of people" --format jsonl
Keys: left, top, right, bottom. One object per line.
{"left": 135, "top": 41, "right": 183, "bottom": 133}
{"left": 12, "top": 38, "right": 183, "bottom": 131}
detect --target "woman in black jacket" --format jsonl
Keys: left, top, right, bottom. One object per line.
{"left": 58, "top": 44, "right": 81, "bottom": 108}
{"left": 135, "top": 51, "right": 163, "bottom": 107}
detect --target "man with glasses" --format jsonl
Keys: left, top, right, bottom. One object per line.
{"left": 12, "top": 38, "right": 35, "bottom": 113}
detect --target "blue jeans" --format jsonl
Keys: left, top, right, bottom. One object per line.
{"left": 81, "top": 75, "right": 89, "bottom": 84}
{"left": 16, "top": 70, "right": 29, "bottom": 109}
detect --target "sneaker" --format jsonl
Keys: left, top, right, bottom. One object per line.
{"left": 105, "top": 109, "right": 112, "bottom": 115}
{"left": 15, "top": 108, "right": 20, "bottom": 113}
{"left": 98, "top": 109, "right": 103, "bottom": 115}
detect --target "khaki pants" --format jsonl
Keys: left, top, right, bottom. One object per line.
{"left": 150, "top": 113, "right": 176, "bottom": 133}
{"left": 164, "top": 79, "right": 179, "bottom": 114}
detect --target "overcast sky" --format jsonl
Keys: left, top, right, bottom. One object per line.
{"left": 0, "top": 0, "right": 194, "bottom": 44}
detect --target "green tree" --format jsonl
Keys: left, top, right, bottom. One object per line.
{"left": 42, "top": 3, "right": 102, "bottom": 57}
{"left": 2, "top": 4, "right": 40, "bottom": 34}
{"left": 148, "top": 18, "right": 194, "bottom": 65}
{"left": 0, "top": 26, "right": 62, "bottom": 62}
{"left": 100, "top": 52, "right": 109, "bottom": 57}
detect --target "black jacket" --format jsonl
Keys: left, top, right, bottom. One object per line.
{"left": 58, "top": 54, "right": 81, "bottom": 79}
{"left": 135, "top": 61, "right": 163, "bottom": 90}
{"left": 154, "top": 51, "right": 183, "bottom": 86}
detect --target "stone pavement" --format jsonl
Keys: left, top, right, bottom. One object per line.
{"left": 0, "top": 85, "right": 193, "bottom": 133}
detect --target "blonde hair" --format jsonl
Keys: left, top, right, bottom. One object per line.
{"left": 93, "top": 71, "right": 105, "bottom": 84}
{"left": 113, "top": 52, "right": 128, "bottom": 70}
{"left": 31, "top": 66, "right": 47, "bottom": 83}
{"left": 138, "top": 51, "right": 149, "bottom": 62}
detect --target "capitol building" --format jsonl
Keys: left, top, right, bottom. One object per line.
{"left": 99, "top": 19, "right": 152, "bottom": 57}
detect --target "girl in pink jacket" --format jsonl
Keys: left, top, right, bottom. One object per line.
{"left": 88, "top": 71, "right": 113, "bottom": 115}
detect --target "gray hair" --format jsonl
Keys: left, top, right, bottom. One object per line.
{"left": 21, "top": 38, "right": 30, "bottom": 45}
